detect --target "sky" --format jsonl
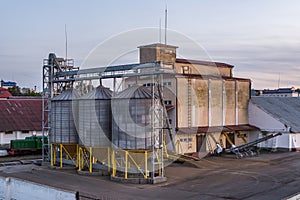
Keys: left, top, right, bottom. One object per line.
{"left": 1, "top": 0, "right": 300, "bottom": 91}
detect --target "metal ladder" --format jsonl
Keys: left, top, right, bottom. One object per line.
{"left": 187, "top": 78, "right": 192, "bottom": 128}
{"left": 187, "top": 76, "right": 192, "bottom": 149}
{"left": 157, "top": 83, "right": 175, "bottom": 152}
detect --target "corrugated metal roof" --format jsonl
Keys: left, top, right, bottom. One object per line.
{"left": 178, "top": 124, "right": 259, "bottom": 134}
{"left": 0, "top": 99, "right": 43, "bottom": 132}
{"left": 80, "top": 85, "right": 112, "bottom": 100}
{"left": 52, "top": 89, "right": 80, "bottom": 101}
{"left": 251, "top": 97, "right": 300, "bottom": 132}
{"left": 113, "top": 85, "right": 154, "bottom": 99}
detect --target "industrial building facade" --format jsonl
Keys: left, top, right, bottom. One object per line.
{"left": 45, "top": 43, "right": 260, "bottom": 182}
{"left": 126, "top": 43, "right": 259, "bottom": 155}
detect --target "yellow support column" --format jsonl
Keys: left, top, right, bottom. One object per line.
{"left": 144, "top": 151, "right": 148, "bottom": 179}
{"left": 60, "top": 144, "right": 63, "bottom": 168}
{"left": 50, "top": 144, "right": 53, "bottom": 166}
{"left": 78, "top": 147, "right": 82, "bottom": 171}
{"left": 112, "top": 149, "right": 116, "bottom": 177}
{"left": 53, "top": 145, "right": 56, "bottom": 166}
{"left": 76, "top": 144, "right": 79, "bottom": 168}
{"left": 89, "top": 147, "right": 93, "bottom": 173}
{"left": 223, "top": 132, "right": 234, "bottom": 146}
{"left": 125, "top": 151, "right": 128, "bottom": 179}
{"left": 107, "top": 147, "right": 111, "bottom": 173}
{"left": 237, "top": 131, "right": 247, "bottom": 144}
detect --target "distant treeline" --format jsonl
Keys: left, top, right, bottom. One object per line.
{"left": 8, "top": 86, "right": 41, "bottom": 97}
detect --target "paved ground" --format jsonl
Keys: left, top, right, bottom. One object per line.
{"left": 0, "top": 152, "right": 300, "bottom": 200}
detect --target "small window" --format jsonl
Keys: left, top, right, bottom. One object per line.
{"left": 237, "top": 133, "right": 248, "bottom": 138}
{"left": 5, "top": 131, "right": 13, "bottom": 134}
{"left": 163, "top": 82, "right": 172, "bottom": 86}
{"left": 188, "top": 138, "right": 193, "bottom": 142}
{"left": 164, "top": 100, "right": 172, "bottom": 105}
{"left": 22, "top": 130, "right": 30, "bottom": 134}
{"left": 182, "top": 66, "right": 190, "bottom": 74}
{"left": 168, "top": 119, "right": 172, "bottom": 124}
{"left": 143, "top": 83, "right": 154, "bottom": 88}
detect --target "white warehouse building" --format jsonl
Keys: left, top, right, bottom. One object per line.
{"left": 249, "top": 97, "right": 300, "bottom": 151}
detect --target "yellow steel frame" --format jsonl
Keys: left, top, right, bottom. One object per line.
{"left": 223, "top": 132, "right": 234, "bottom": 146}
{"left": 78, "top": 146, "right": 111, "bottom": 173}
{"left": 50, "top": 143, "right": 79, "bottom": 168}
{"left": 237, "top": 131, "right": 248, "bottom": 144}
{"left": 175, "top": 139, "right": 183, "bottom": 155}
{"left": 111, "top": 149, "right": 154, "bottom": 179}
{"left": 162, "top": 132, "right": 169, "bottom": 158}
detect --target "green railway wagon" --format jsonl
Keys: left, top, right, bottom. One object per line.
{"left": 11, "top": 139, "right": 36, "bottom": 149}
{"left": 8, "top": 136, "right": 48, "bottom": 156}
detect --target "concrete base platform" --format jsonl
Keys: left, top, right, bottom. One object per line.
{"left": 110, "top": 175, "right": 167, "bottom": 184}
{"left": 77, "top": 170, "right": 109, "bottom": 176}
{"left": 48, "top": 165, "right": 76, "bottom": 170}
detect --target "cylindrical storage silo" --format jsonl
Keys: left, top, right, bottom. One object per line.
{"left": 50, "top": 89, "right": 80, "bottom": 144}
{"left": 112, "top": 85, "right": 161, "bottom": 150}
{"left": 78, "top": 85, "right": 112, "bottom": 147}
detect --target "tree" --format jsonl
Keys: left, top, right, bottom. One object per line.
{"left": 8, "top": 86, "right": 41, "bottom": 96}
{"left": 8, "top": 86, "right": 21, "bottom": 96}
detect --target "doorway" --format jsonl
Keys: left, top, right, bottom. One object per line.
{"left": 196, "top": 134, "right": 205, "bottom": 152}
{"left": 225, "top": 132, "right": 235, "bottom": 149}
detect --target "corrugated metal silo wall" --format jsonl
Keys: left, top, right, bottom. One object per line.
{"left": 112, "top": 98, "right": 153, "bottom": 150}
{"left": 78, "top": 98, "right": 112, "bottom": 147}
{"left": 50, "top": 98, "right": 78, "bottom": 144}
{"left": 77, "top": 86, "right": 112, "bottom": 147}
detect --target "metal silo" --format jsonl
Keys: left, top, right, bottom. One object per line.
{"left": 78, "top": 85, "right": 112, "bottom": 147}
{"left": 50, "top": 89, "right": 80, "bottom": 144}
{"left": 112, "top": 85, "right": 161, "bottom": 150}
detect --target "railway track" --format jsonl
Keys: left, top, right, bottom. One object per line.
{"left": 0, "top": 159, "right": 42, "bottom": 167}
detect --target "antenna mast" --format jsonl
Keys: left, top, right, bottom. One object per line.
{"left": 65, "top": 24, "right": 68, "bottom": 63}
{"left": 159, "top": 19, "right": 162, "bottom": 44}
{"left": 164, "top": 6, "right": 167, "bottom": 45}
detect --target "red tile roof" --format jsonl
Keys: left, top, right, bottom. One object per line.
{"left": 0, "top": 98, "right": 43, "bottom": 132}
{"left": 176, "top": 58, "right": 234, "bottom": 68}
{"left": 0, "top": 88, "right": 12, "bottom": 98}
